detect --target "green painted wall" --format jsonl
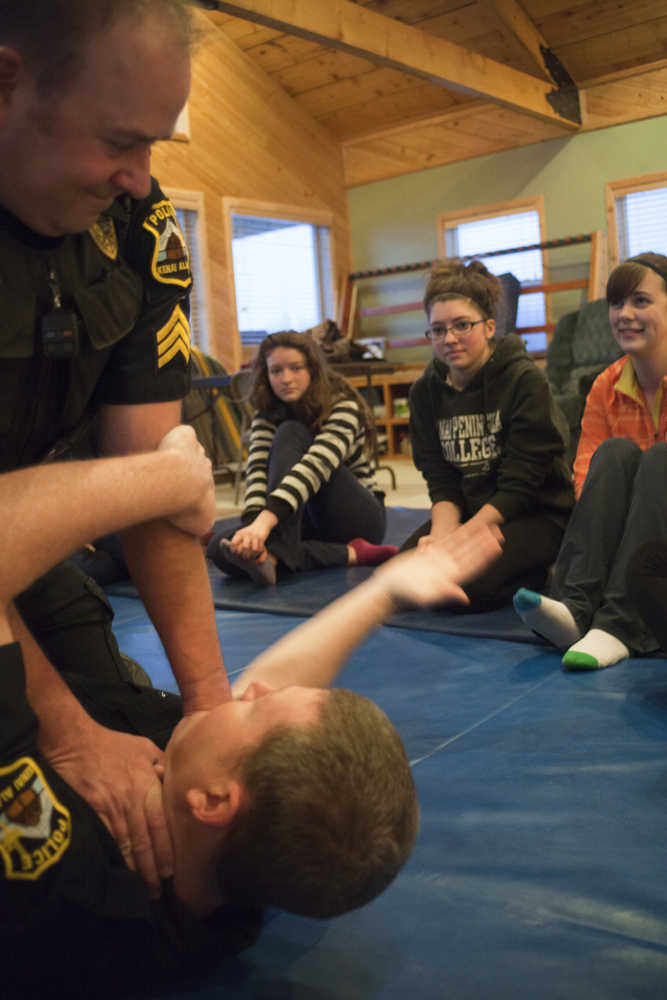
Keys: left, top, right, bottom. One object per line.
{"left": 347, "top": 115, "right": 667, "bottom": 363}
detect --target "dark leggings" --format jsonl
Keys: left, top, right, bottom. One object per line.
{"left": 549, "top": 439, "right": 667, "bottom": 653}
{"left": 221, "top": 420, "right": 386, "bottom": 574}
{"left": 400, "top": 512, "right": 564, "bottom": 612}
{"left": 627, "top": 540, "right": 667, "bottom": 653}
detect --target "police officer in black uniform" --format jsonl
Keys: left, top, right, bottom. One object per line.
{"left": 0, "top": 441, "right": 261, "bottom": 998}
{"left": 0, "top": 0, "right": 231, "bottom": 893}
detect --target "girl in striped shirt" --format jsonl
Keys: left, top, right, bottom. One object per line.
{"left": 208, "top": 331, "right": 397, "bottom": 585}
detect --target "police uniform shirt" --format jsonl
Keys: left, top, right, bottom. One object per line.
{"left": 0, "top": 178, "right": 193, "bottom": 471}
{"left": 0, "top": 644, "right": 263, "bottom": 999}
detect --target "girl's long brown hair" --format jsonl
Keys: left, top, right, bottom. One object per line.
{"left": 250, "top": 331, "right": 376, "bottom": 454}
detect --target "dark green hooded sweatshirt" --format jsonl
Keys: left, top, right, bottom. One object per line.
{"left": 408, "top": 334, "right": 574, "bottom": 525}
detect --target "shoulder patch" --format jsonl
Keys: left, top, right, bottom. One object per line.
{"left": 156, "top": 303, "right": 191, "bottom": 369}
{"left": 0, "top": 757, "right": 71, "bottom": 881}
{"left": 89, "top": 217, "right": 119, "bottom": 260}
{"left": 142, "top": 199, "right": 192, "bottom": 288}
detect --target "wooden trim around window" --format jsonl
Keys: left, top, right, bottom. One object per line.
{"left": 222, "top": 197, "right": 337, "bottom": 362}
{"left": 605, "top": 171, "right": 667, "bottom": 271}
{"left": 163, "top": 187, "right": 213, "bottom": 352}
{"left": 436, "top": 194, "right": 550, "bottom": 330}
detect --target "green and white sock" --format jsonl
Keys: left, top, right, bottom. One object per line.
{"left": 562, "top": 629, "right": 629, "bottom": 671}
{"left": 513, "top": 588, "right": 581, "bottom": 649}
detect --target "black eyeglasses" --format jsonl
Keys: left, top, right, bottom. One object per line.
{"left": 426, "top": 319, "right": 485, "bottom": 341}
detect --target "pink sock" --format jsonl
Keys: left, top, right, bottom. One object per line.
{"left": 349, "top": 538, "right": 398, "bottom": 566}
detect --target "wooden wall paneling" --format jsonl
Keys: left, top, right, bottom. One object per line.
{"left": 554, "top": 16, "right": 667, "bottom": 81}
{"left": 461, "top": 107, "right": 566, "bottom": 145}
{"left": 341, "top": 105, "right": 568, "bottom": 186}
{"left": 294, "top": 66, "right": 428, "bottom": 119}
{"left": 240, "top": 35, "right": 329, "bottom": 75}
{"left": 535, "top": 0, "right": 667, "bottom": 48}
{"left": 151, "top": 10, "right": 350, "bottom": 373}
{"left": 321, "top": 88, "right": 472, "bottom": 142}
{"left": 274, "top": 50, "right": 378, "bottom": 96}
{"left": 582, "top": 70, "right": 667, "bottom": 129}
{"left": 219, "top": 16, "right": 280, "bottom": 44}
{"left": 356, "top": 0, "right": 467, "bottom": 22}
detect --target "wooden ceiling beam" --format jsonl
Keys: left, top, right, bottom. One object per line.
{"left": 207, "top": 0, "right": 581, "bottom": 129}
{"left": 487, "top": 0, "right": 566, "bottom": 83}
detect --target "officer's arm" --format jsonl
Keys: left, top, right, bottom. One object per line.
{"left": 98, "top": 400, "right": 231, "bottom": 710}
{"left": 0, "top": 432, "right": 216, "bottom": 894}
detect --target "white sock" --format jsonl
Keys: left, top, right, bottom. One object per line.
{"left": 513, "top": 588, "right": 581, "bottom": 649}
{"left": 562, "top": 629, "right": 630, "bottom": 671}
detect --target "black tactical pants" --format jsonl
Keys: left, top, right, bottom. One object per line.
{"left": 14, "top": 559, "right": 136, "bottom": 685}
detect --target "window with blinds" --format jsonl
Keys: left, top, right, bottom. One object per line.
{"left": 175, "top": 206, "right": 208, "bottom": 351}
{"left": 614, "top": 186, "right": 667, "bottom": 260}
{"left": 442, "top": 206, "right": 547, "bottom": 352}
{"left": 230, "top": 213, "right": 334, "bottom": 345}
{"left": 606, "top": 174, "right": 667, "bottom": 270}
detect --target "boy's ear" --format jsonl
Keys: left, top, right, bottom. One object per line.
{"left": 186, "top": 780, "right": 243, "bottom": 828}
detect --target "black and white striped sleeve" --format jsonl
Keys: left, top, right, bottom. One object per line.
{"left": 265, "top": 401, "right": 368, "bottom": 520}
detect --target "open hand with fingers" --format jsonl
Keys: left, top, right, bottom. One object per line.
{"left": 229, "top": 510, "right": 277, "bottom": 561}
{"left": 43, "top": 719, "right": 173, "bottom": 897}
{"left": 374, "top": 521, "right": 504, "bottom": 609}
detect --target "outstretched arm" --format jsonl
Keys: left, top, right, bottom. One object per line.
{"left": 232, "top": 520, "right": 503, "bottom": 696}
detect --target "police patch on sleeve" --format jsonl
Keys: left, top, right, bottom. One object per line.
{"left": 0, "top": 757, "right": 71, "bottom": 881}
{"left": 142, "top": 199, "right": 192, "bottom": 288}
{"left": 156, "top": 303, "right": 191, "bottom": 369}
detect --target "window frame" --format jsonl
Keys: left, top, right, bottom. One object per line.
{"left": 223, "top": 197, "right": 337, "bottom": 356}
{"left": 605, "top": 171, "right": 667, "bottom": 271}
{"left": 163, "top": 186, "right": 213, "bottom": 352}
{"left": 436, "top": 195, "right": 551, "bottom": 343}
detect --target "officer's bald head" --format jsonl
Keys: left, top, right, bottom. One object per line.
{"left": 0, "top": 0, "right": 196, "bottom": 97}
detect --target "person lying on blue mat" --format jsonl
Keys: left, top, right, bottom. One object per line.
{"left": 0, "top": 433, "right": 503, "bottom": 997}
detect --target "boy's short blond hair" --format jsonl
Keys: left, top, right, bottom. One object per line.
{"left": 218, "top": 688, "right": 419, "bottom": 918}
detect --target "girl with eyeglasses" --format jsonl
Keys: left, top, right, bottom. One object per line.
{"left": 402, "top": 258, "right": 573, "bottom": 611}
{"left": 207, "top": 330, "right": 397, "bottom": 585}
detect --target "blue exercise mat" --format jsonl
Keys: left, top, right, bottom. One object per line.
{"left": 109, "top": 599, "right": 667, "bottom": 999}
{"left": 106, "top": 508, "right": 543, "bottom": 643}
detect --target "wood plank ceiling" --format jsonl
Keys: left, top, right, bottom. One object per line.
{"left": 201, "top": 1, "right": 667, "bottom": 187}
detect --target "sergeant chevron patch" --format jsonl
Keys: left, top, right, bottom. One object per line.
{"left": 0, "top": 757, "right": 72, "bottom": 880}
{"left": 143, "top": 199, "right": 191, "bottom": 288}
{"left": 156, "top": 304, "right": 191, "bottom": 369}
